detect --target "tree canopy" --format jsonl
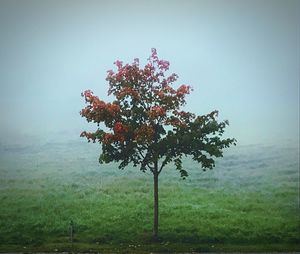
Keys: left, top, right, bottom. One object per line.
{"left": 80, "top": 48, "right": 236, "bottom": 178}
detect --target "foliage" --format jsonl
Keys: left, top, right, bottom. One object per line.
{"left": 80, "top": 49, "right": 236, "bottom": 177}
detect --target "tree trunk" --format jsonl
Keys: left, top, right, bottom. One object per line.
{"left": 153, "top": 170, "right": 159, "bottom": 241}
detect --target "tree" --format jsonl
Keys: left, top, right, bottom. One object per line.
{"left": 80, "top": 48, "right": 236, "bottom": 241}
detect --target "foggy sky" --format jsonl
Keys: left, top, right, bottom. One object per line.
{"left": 0, "top": 0, "right": 299, "bottom": 145}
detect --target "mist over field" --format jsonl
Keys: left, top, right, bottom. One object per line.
{"left": 0, "top": 0, "right": 299, "bottom": 251}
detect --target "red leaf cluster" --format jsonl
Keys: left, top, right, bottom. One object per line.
{"left": 80, "top": 48, "right": 194, "bottom": 145}
{"left": 134, "top": 125, "right": 155, "bottom": 144}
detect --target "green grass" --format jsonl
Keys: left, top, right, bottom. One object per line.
{"left": 0, "top": 141, "right": 299, "bottom": 252}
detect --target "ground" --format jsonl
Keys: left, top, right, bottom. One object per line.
{"left": 0, "top": 139, "right": 299, "bottom": 252}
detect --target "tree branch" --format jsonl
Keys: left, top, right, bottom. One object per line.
{"left": 158, "top": 163, "right": 164, "bottom": 175}
{"left": 137, "top": 149, "right": 154, "bottom": 173}
{"left": 138, "top": 149, "right": 146, "bottom": 160}
{"left": 147, "top": 164, "right": 154, "bottom": 173}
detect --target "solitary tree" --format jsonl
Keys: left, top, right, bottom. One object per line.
{"left": 80, "top": 49, "right": 236, "bottom": 241}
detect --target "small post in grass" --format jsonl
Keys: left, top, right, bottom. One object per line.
{"left": 69, "top": 220, "right": 74, "bottom": 243}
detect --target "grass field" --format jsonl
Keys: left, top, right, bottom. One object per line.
{"left": 0, "top": 138, "right": 299, "bottom": 252}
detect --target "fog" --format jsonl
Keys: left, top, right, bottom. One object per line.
{"left": 0, "top": 0, "right": 299, "bottom": 146}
